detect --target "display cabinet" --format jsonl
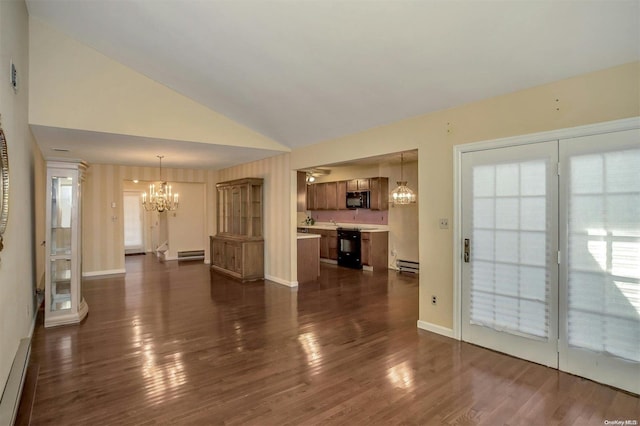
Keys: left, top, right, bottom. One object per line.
{"left": 45, "top": 160, "right": 88, "bottom": 327}
{"left": 211, "top": 178, "right": 264, "bottom": 281}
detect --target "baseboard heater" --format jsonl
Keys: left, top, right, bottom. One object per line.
{"left": 177, "top": 250, "right": 205, "bottom": 261}
{"left": 397, "top": 259, "right": 419, "bottom": 274}
{"left": 0, "top": 338, "right": 31, "bottom": 425}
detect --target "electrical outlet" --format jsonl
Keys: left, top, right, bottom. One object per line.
{"left": 439, "top": 218, "right": 449, "bottom": 229}
{"left": 431, "top": 295, "right": 437, "bottom": 305}
{"left": 391, "top": 249, "right": 397, "bottom": 257}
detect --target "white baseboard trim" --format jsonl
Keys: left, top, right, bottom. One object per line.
{"left": 0, "top": 338, "right": 30, "bottom": 426}
{"left": 82, "top": 269, "right": 126, "bottom": 278}
{"left": 417, "top": 320, "right": 456, "bottom": 339}
{"left": 265, "top": 274, "right": 298, "bottom": 288}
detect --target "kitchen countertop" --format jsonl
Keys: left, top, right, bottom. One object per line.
{"left": 298, "top": 223, "right": 389, "bottom": 233}
{"left": 297, "top": 232, "right": 321, "bottom": 239}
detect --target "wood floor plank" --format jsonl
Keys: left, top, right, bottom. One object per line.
{"left": 27, "top": 255, "right": 639, "bottom": 425}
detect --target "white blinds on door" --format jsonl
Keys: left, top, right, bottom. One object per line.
{"left": 567, "top": 148, "right": 640, "bottom": 362}
{"left": 470, "top": 160, "right": 550, "bottom": 339}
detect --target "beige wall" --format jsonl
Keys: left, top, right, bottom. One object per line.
{"left": 0, "top": 0, "right": 43, "bottom": 393}
{"left": 218, "top": 153, "right": 294, "bottom": 284}
{"left": 83, "top": 164, "right": 217, "bottom": 274}
{"left": 28, "top": 18, "right": 288, "bottom": 152}
{"left": 291, "top": 62, "right": 640, "bottom": 330}
{"left": 380, "top": 160, "right": 419, "bottom": 264}
{"left": 165, "top": 182, "right": 206, "bottom": 260}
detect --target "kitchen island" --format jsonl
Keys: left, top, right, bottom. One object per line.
{"left": 297, "top": 233, "right": 321, "bottom": 283}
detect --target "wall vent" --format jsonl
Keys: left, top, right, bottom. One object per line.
{"left": 177, "top": 250, "right": 204, "bottom": 261}
{"left": 397, "top": 259, "right": 419, "bottom": 274}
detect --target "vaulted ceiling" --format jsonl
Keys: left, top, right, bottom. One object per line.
{"left": 25, "top": 0, "right": 640, "bottom": 169}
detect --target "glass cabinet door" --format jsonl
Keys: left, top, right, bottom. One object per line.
{"left": 49, "top": 176, "right": 73, "bottom": 312}
{"left": 215, "top": 178, "right": 263, "bottom": 238}
{"left": 251, "top": 184, "right": 262, "bottom": 238}
{"left": 50, "top": 258, "right": 72, "bottom": 311}
{"left": 50, "top": 176, "right": 73, "bottom": 256}
{"left": 45, "top": 160, "right": 88, "bottom": 327}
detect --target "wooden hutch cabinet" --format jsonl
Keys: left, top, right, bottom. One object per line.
{"left": 210, "top": 178, "right": 264, "bottom": 281}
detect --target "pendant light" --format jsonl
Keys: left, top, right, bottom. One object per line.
{"left": 390, "top": 153, "right": 416, "bottom": 205}
{"left": 141, "top": 155, "right": 179, "bottom": 212}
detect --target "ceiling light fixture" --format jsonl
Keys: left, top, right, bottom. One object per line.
{"left": 390, "top": 153, "right": 416, "bottom": 205}
{"left": 142, "top": 155, "right": 179, "bottom": 212}
{"left": 304, "top": 168, "right": 330, "bottom": 183}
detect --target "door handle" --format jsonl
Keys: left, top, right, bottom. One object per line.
{"left": 464, "top": 238, "right": 470, "bottom": 263}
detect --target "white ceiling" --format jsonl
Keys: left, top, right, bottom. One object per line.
{"left": 26, "top": 0, "right": 640, "bottom": 169}
{"left": 30, "top": 125, "right": 285, "bottom": 169}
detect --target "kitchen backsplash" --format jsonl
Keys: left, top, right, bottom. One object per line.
{"left": 309, "top": 209, "right": 388, "bottom": 225}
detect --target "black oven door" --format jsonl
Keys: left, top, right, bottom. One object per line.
{"left": 337, "top": 229, "right": 362, "bottom": 269}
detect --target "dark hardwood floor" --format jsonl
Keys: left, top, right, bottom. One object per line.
{"left": 27, "top": 255, "right": 638, "bottom": 425}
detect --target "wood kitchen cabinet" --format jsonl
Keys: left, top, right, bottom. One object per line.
{"left": 211, "top": 178, "right": 264, "bottom": 281}
{"left": 315, "top": 183, "right": 327, "bottom": 209}
{"left": 309, "top": 182, "right": 338, "bottom": 210}
{"left": 337, "top": 181, "right": 348, "bottom": 210}
{"left": 328, "top": 230, "right": 338, "bottom": 260}
{"left": 346, "top": 178, "right": 369, "bottom": 191}
{"left": 361, "top": 231, "right": 389, "bottom": 271}
{"left": 307, "top": 177, "right": 387, "bottom": 211}
{"left": 297, "top": 235, "right": 320, "bottom": 283}
{"left": 319, "top": 231, "right": 329, "bottom": 258}
{"left": 297, "top": 171, "right": 307, "bottom": 212}
{"left": 325, "top": 182, "right": 338, "bottom": 210}
{"left": 369, "top": 177, "right": 389, "bottom": 211}
{"left": 308, "top": 229, "right": 338, "bottom": 260}
{"left": 306, "top": 184, "right": 316, "bottom": 210}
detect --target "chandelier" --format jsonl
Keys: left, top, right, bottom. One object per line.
{"left": 390, "top": 153, "right": 416, "bottom": 205}
{"left": 142, "top": 155, "right": 179, "bottom": 212}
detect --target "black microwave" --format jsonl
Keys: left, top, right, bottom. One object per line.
{"left": 346, "top": 191, "right": 370, "bottom": 209}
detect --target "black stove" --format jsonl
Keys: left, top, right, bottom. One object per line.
{"left": 337, "top": 228, "right": 362, "bottom": 269}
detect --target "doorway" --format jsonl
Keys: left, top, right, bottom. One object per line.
{"left": 458, "top": 124, "right": 639, "bottom": 394}
{"left": 123, "top": 190, "right": 145, "bottom": 254}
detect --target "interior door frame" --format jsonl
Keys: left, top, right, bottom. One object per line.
{"left": 452, "top": 117, "right": 640, "bottom": 340}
